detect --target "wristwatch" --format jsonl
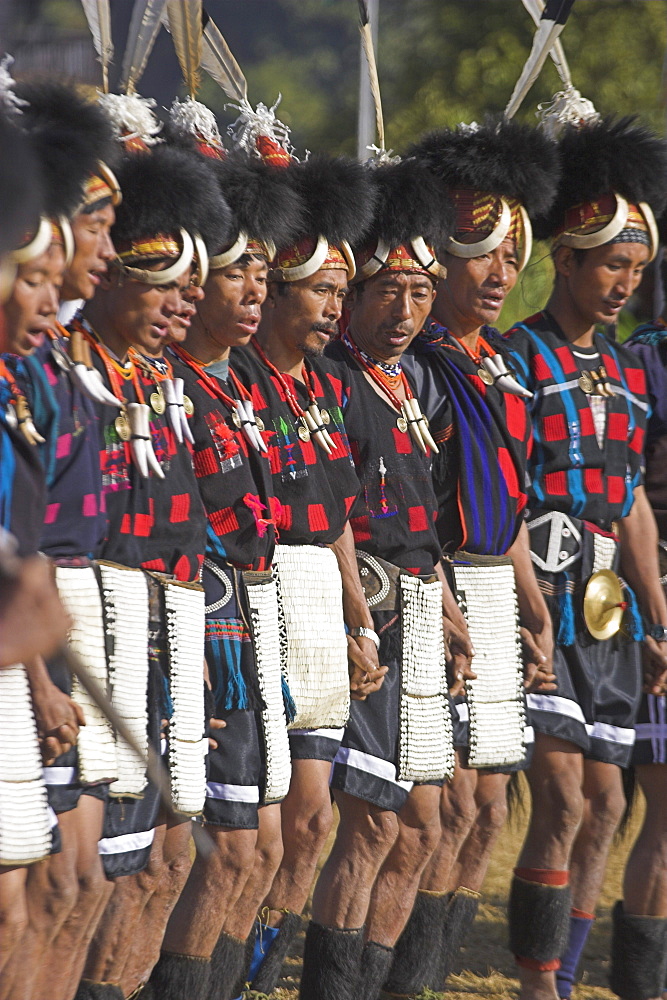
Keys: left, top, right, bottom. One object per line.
{"left": 646, "top": 624, "right": 667, "bottom": 643}
{"left": 348, "top": 626, "right": 381, "bottom": 650}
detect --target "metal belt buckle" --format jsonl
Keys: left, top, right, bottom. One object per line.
{"left": 527, "top": 511, "right": 582, "bottom": 573}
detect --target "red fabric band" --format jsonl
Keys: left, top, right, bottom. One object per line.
{"left": 514, "top": 867, "right": 569, "bottom": 887}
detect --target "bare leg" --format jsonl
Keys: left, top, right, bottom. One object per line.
{"left": 263, "top": 759, "right": 335, "bottom": 925}
{"left": 2, "top": 810, "right": 80, "bottom": 1000}
{"left": 311, "top": 790, "right": 398, "bottom": 929}
{"left": 567, "top": 759, "right": 624, "bottom": 913}
{"left": 419, "top": 758, "right": 478, "bottom": 893}
{"left": 121, "top": 816, "right": 193, "bottom": 995}
{"left": 624, "top": 764, "right": 667, "bottom": 915}
{"left": 162, "top": 825, "right": 257, "bottom": 957}
{"left": 31, "top": 796, "right": 111, "bottom": 1000}
{"left": 448, "top": 772, "right": 510, "bottom": 893}
{"left": 0, "top": 866, "right": 29, "bottom": 983}
{"left": 514, "top": 735, "right": 584, "bottom": 1000}
{"left": 223, "top": 803, "right": 284, "bottom": 941}
{"left": 365, "top": 784, "right": 441, "bottom": 946}
{"left": 83, "top": 822, "right": 169, "bottom": 985}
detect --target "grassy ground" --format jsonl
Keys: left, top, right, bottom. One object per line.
{"left": 264, "top": 784, "right": 644, "bottom": 1000}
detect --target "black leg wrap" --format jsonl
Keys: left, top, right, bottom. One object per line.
{"left": 356, "top": 940, "right": 394, "bottom": 1000}
{"left": 438, "top": 887, "right": 481, "bottom": 984}
{"left": 609, "top": 900, "right": 667, "bottom": 999}
{"left": 299, "top": 922, "right": 364, "bottom": 1000}
{"left": 250, "top": 910, "right": 302, "bottom": 994}
{"left": 208, "top": 931, "right": 247, "bottom": 1000}
{"left": 384, "top": 890, "right": 451, "bottom": 994}
{"left": 508, "top": 876, "right": 571, "bottom": 964}
{"left": 146, "top": 951, "right": 211, "bottom": 1000}
{"left": 228, "top": 930, "right": 256, "bottom": 999}
{"left": 73, "top": 982, "right": 125, "bottom": 1000}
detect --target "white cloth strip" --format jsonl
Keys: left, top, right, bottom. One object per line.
{"left": 163, "top": 580, "right": 207, "bottom": 816}
{"left": 333, "top": 746, "right": 413, "bottom": 791}
{"left": 99, "top": 563, "right": 150, "bottom": 797}
{"left": 0, "top": 665, "right": 52, "bottom": 864}
{"left": 456, "top": 702, "right": 469, "bottom": 722}
{"left": 585, "top": 721, "right": 635, "bottom": 746}
{"left": 43, "top": 766, "right": 77, "bottom": 786}
{"left": 273, "top": 544, "right": 349, "bottom": 730}
{"left": 524, "top": 726, "right": 535, "bottom": 744}
{"left": 398, "top": 575, "right": 455, "bottom": 782}
{"left": 206, "top": 781, "right": 261, "bottom": 803}
{"left": 244, "top": 575, "right": 291, "bottom": 802}
{"left": 56, "top": 565, "right": 118, "bottom": 784}
{"left": 527, "top": 692, "right": 587, "bottom": 724}
{"left": 454, "top": 561, "right": 526, "bottom": 768}
{"left": 289, "top": 727, "right": 346, "bottom": 740}
{"left": 592, "top": 532, "right": 617, "bottom": 574}
{"left": 539, "top": 379, "right": 649, "bottom": 413}
{"left": 98, "top": 827, "right": 155, "bottom": 855}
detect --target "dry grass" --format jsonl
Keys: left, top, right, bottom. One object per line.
{"left": 262, "top": 784, "right": 644, "bottom": 999}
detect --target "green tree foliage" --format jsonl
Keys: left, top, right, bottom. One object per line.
{"left": 198, "top": 0, "right": 667, "bottom": 152}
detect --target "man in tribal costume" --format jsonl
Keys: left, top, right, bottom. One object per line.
{"left": 298, "top": 156, "right": 472, "bottom": 1000}
{"left": 380, "top": 118, "right": 558, "bottom": 998}
{"left": 504, "top": 111, "right": 667, "bottom": 1000}
{"left": 146, "top": 102, "right": 304, "bottom": 1000}
{"left": 69, "top": 134, "right": 229, "bottom": 1000}
{"left": 609, "top": 211, "right": 667, "bottom": 1000}
{"left": 0, "top": 75, "right": 105, "bottom": 993}
{"left": 230, "top": 149, "right": 386, "bottom": 997}
{"left": 0, "top": 82, "right": 123, "bottom": 1000}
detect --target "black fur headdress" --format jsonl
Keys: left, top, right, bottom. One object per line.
{"left": 533, "top": 115, "right": 667, "bottom": 240}
{"left": 14, "top": 80, "right": 117, "bottom": 219}
{"left": 208, "top": 150, "right": 306, "bottom": 254}
{"left": 286, "top": 154, "right": 377, "bottom": 246}
{"left": 362, "top": 157, "right": 455, "bottom": 250}
{"left": 408, "top": 116, "right": 560, "bottom": 221}
{"left": 112, "top": 145, "right": 231, "bottom": 255}
{"left": 0, "top": 115, "right": 43, "bottom": 256}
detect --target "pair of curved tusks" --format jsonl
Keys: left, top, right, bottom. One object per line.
{"left": 559, "top": 195, "right": 658, "bottom": 263}
{"left": 402, "top": 397, "right": 439, "bottom": 455}
{"left": 15, "top": 396, "right": 45, "bottom": 445}
{"left": 70, "top": 363, "right": 123, "bottom": 408}
{"left": 303, "top": 404, "right": 337, "bottom": 455}
{"left": 163, "top": 378, "right": 194, "bottom": 446}
{"left": 234, "top": 399, "right": 267, "bottom": 453}
{"left": 127, "top": 402, "right": 164, "bottom": 479}
{"left": 447, "top": 200, "right": 533, "bottom": 272}
{"left": 480, "top": 354, "right": 533, "bottom": 399}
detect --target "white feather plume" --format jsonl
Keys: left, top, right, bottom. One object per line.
{"left": 81, "top": 0, "right": 114, "bottom": 93}
{"left": 520, "top": 0, "right": 571, "bottom": 87}
{"left": 200, "top": 11, "right": 247, "bottom": 103}
{"left": 120, "top": 0, "right": 168, "bottom": 95}
{"left": 166, "top": 0, "right": 202, "bottom": 99}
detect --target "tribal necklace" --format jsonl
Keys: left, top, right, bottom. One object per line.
{"left": 341, "top": 331, "right": 438, "bottom": 455}
{"left": 73, "top": 319, "right": 165, "bottom": 479}
{"left": 447, "top": 330, "right": 531, "bottom": 398}
{"left": 250, "top": 336, "right": 337, "bottom": 455}
{"left": 0, "top": 356, "right": 44, "bottom": 446}
{"left": 171, "top": 345, "right": 266, "bottom": 453}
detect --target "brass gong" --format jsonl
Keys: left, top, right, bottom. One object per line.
{"left": 583, "top": 569, "right": 626, "bottom": 641}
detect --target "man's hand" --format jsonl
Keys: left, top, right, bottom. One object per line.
{"left": 34, "top": 689, "right": 85, "bottom": 766}
{"left": 347, "top": 635, "right": 388, "bottom": 700}
{"left": 443, "top": 616, "right": 476, "bottom": 697}
{"left": 642, "top": 636, "right": 667, "bottom": 695}
{"left": 207, "top": 717, "right": 226, "bottom": 749}
{"left": 521, "top": 621, "right": 556, "bottom": 692}
{"left": 0, "top": 555, "right": 70, "bottom": 668}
